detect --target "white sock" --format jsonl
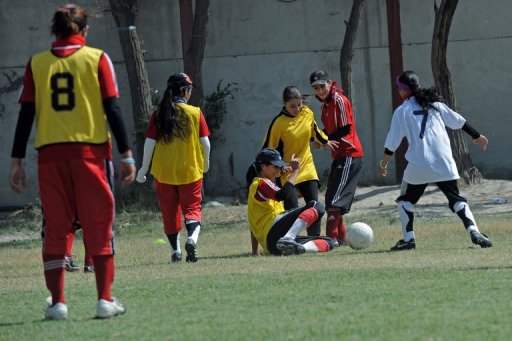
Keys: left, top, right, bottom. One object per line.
{"left": 284, "top": 219, "right": 307, "bottom": 239}
{"left": 454, "top": 201, "right": 480, "bottom": 234}
{"left": 398, "top": 201, "right": 415, "bottom": 241}
{"left": 303, "top": 241, "right": 319, "bottom": 253}
{"left": 190, "top": 224, "right": 201, "bottom": 244}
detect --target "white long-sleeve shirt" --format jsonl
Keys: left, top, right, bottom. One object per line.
{"left": 384, "top": 97, "right": 466, "bottom": 184}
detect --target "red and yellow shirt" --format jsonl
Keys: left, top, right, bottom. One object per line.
{"left": 146, "top": 103, "right": 210, "bottom": 185}
{"left": 247, "top": 177, "right": 285, "bottom": 254}
{"left": 19, "top": 35, "right": 119, "bottom": 161}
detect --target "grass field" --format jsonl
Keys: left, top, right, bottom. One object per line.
{"left": 1, "top": 205, "right": 511, "bottom": 340}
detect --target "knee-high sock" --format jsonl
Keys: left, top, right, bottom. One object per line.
{"left": 303, "top": 239, "right": 332, "bottom": 253}
{"left": 43, "top": 254, "right": 66, "bottom": 305}
{"left": 454, "top": 201, "right": 479, "bottom": 233}
{"left": 185, "top": 220, "right": 201, "bottom": 243}
{"left": 398, "top": 201, "right": 415, "bottom": 241}
{"left": 326, "top": 208, "right": 340, "bottom": 240}
{"left": 338, "top": 215, "right": 346, "bottom": 242}
{"left": 284, "top": 208, "right": 319, "bottom": 239}
{"left": 284, "top": 219, "right": 308, "bottom": 239}
{"left": 93, "top": 255, "right": 114, "bottom": 301}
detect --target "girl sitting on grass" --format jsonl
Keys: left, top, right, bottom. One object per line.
{"left": 246, "top": 148, "right": 336, "bottom": 256}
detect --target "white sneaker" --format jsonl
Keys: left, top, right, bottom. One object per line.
{"left": 96, "top": 298, "right": 126, "bottom": 319}
{"left": 45, "top": 297, "right": 68, "bottom": 320}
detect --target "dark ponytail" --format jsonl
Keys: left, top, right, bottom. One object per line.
{"left": 398, "top": 71, "right": 443, "bottom": 111}
{"left": 155, "top": 85, "right": 190, "bottom": 144}
{"left": 246, "top": 162, "right": 261, "bottom": 188}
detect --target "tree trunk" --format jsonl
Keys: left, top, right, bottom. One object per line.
{"left": 339, "top": 0, "right": 366, "bottom": 102}
{"left": 108, "top": 0, "right": 153, "bottom": 164}
{"left": 386, "top": 0, "right": 408, "bottom": 183}
{"left": 183, "top": 0, "right": 210, "bottom": 107}
{"left": 432, "top": 0, "right": 482, "bottom": 184}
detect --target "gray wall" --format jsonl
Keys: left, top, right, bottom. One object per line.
{"left": 1, "top": 0, "right": 511, "bottom": 207}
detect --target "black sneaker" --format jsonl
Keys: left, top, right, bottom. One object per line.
{"left": 390, "top": 239, "right": 416, "bottom": 251}
{"left": 276, "top": 237, "right": 306, "bottom": 255}
{"left": 64, "top": 256, "right": 80, "bottom": 272}
{"left": 470, "top": 231, "right": 493, "bottom": 248}
{"left": 337, "top": 240, "right": 349, "bottom": 247}
{"left": 84, "top": 264, "right": 95, "bottom": 273}
{"left": 171, "top": 252, "right": 182, "bottom": 263}
{"left": 185, "top": 238, "right": 198, "bottom": 263}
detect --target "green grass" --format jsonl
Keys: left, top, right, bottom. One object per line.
{"left": 1, "top": 208, "right": 511, "bottom": 340}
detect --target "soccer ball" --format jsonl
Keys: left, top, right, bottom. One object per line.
{"left": 346, "top": 222, "right": 374, "bottom": 250}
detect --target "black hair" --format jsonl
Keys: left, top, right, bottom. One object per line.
{"left": 398, "top": 70, "right": 444, "bottom": 111}
{"left": 155, "top": 83, "right": 190, "bottom": 144}
{"left": 282, "top": 85, "right": 311, "bottom": 106}
{"left": 282, "top": 86, "right": 302, "bottom": 102}
{"left": 246, "top": 160, "right": 275, "bottom": 188}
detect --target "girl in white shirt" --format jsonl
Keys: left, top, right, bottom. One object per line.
{"left": 378, "top": 70, "right": 492, "bottom": 251}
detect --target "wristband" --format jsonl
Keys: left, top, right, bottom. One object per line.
{"left": 120, "top": 157, "right": 136, "bottom": 164}
{"left": 379, "top": 160, "right": 388, "bottom": 169}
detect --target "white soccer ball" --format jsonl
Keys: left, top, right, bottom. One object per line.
{"left": 346, "top": 222, "right": 374, "bottom": 250}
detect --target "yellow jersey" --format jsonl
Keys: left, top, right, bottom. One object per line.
{"left": 31, "top": 46, "right": 108, "bottom": 148}
{"left": 262, "top": 105, "right": 328, "bottom": 184}
{"left": 247, "top": 177, "right": 285, "bottom": 254}
{"left": 150, "top": 103, "right": 205, "bottom": 185}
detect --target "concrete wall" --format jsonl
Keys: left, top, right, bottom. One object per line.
{"left": 1, "top": 0, "right": 511, "bottom": 206}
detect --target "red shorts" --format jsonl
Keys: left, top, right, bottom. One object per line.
{"left": 154, "top": 179, "right": 202, "bottom": 234}
{"left": 38, "top": 158, "right": 115, "bottom": 256}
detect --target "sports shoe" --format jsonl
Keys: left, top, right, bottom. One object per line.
{"left": 84, "top": 264, "right": 95, "bottom": 273}
{"left": 337, "top": 239, "right": 349, "bottom": 247}
{"left": 171, "top": 252, "right": 182, "bottom": 263}
{"left": 390, "top": 239, "right": 416, "bottom": 251}
{"left": 64, "top": 256, "right": 80, "bottom": 272}
{"left": 45, "top": 297, "right": 68, "bottom": 320}
{"left": 470, "top": 231, "right": 493, "bottom": 248}
{"left": 276, "top": 237, "right": 306, "bottom": 255}
{"left": 96, "top": 298, "right": 126, "bottom": 319}
{"left": 185, "top": 238, "right": 198, "bottom": 262}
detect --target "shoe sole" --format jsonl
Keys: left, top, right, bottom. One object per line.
{"left": 185, "top": 239, "right": 197, "bottom": 262}
{"left": 390, "top": 245, "right": 416, "bottom": 251}
{"left": 472, "top": 240, "right": 493, "bottom": 248}
{"left": 276, "top": 242, "right": 306, "bottom": 255}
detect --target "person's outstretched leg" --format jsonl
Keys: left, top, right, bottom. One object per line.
{"left": 439, "top": 180, "right": 492, "bottom": 248}
{"left": 277, "top": 201, "right": 324, "bottom": 255}
{"left": 453, "top": 201, "right": 492, "bottom": 247}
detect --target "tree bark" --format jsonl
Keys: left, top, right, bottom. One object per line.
{"left": 386, "top": 0, "right": 408, "bottom": 183}
{"left": 183, "top": 0, "right": 210, "bottom": 107}
{"left": 431, "top": 0, "right": 481, "bottom": 184}
{"left": 108, "top": 0, "right": 153, "bottom": 164}
{"left": 339, "top": 0, "right": 366, "bottom": 101}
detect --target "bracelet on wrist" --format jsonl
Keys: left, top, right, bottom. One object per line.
{"left": 120, "top": 157, "right": 136, "bottom": 164}
{"left": 379, "top": 160, "right": 388, "bottom": 169}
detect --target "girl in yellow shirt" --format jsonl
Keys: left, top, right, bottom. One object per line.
{"left": 262, "top": 86, "right": 337, "bottom": 236}
{"left": 246, "top": 148, "right": 336, "bottom": 255}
